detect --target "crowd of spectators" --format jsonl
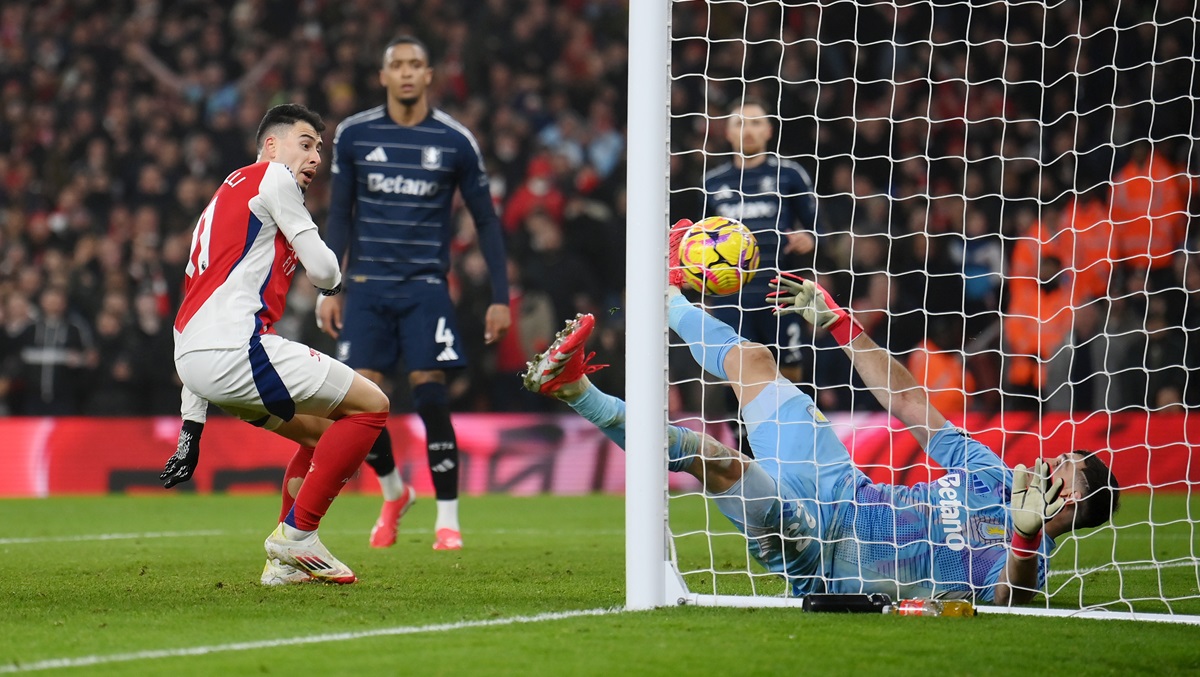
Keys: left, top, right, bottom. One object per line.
{"left": 668, "top": 0, "right": 1199, "bottom": 416}
{"left": 0, "top": 0, "right": 629, "bottom": 415}
{"left": 0, "top": 0, "right": 1195, "bottom": 418}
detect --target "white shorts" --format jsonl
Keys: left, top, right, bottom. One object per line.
{"left": 175, "top": 334, "right": 355, "bottom": 431}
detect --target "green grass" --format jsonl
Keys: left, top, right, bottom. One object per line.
{"left": 1, "top": 493, "right": 1198, "bottom": 675}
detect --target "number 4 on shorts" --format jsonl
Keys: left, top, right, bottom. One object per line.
{"left": 435, "top": 317, "right": 459, "bottom": 362}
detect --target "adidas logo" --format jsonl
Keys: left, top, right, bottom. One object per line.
{"left": 293, "top": 554, "right": 334, "bottom": 572}
{"left": 436, "top": 346, "right": 459, "bottom": 362}
{"left": 431, "top": 459, "right": 457, "bottom": 473}
{"left": 365, "top": 146, "right": 388, "bottom": 162}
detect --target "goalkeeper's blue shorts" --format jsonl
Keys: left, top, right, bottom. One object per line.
{"left": 742, "top": 378, "right": 866, "bottom": 512}
{"left": 740, "top": 379, "right": 867, "bottom": 594}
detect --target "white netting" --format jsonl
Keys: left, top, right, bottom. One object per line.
{"left": 662, "top": 0, "right": 1200, "bottom": 617}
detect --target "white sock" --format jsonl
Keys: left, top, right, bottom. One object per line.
{"left": 377, "top": 468, "right": 406, "bottom": 502}
{"left": 281, "top": 523, "right": 314, "bottom": 541}
{"left": 435, "top": 499, "right": 459, "bottom": 532}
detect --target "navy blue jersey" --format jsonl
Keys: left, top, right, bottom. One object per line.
{"left": 326, "top": 106, "right": 508, "bottom": 303}
{"left": 703, "top": 156, "right": 817, "bottom": 289}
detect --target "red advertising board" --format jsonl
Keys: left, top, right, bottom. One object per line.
{"left": 0, "top": 412, "right": 1195, "bottom": 497}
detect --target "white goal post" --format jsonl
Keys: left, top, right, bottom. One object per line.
{"left": 625, "top": 0, "right": 671, "bottom": 611}
{"left": 626, "top": 0, "right": 1200, "bottom": 624}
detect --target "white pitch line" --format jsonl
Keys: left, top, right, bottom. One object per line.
{"left": 0, "top": 527, "right": 624, "bottom": 546}
{"left": 0, "top": 607, "right": 621, "bottom": 674}
{"left": 1049, "top": 560, "right": 1200, "bottom": 577}
{"left": 0, "top": 530, "right": 230, "bottom": 545}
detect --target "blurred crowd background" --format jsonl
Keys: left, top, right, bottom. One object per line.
{"left": 669, "top": 1, "right": 1199, "bottom": 416}
{"left": 0, "top": 0, "right": 1195, "bottom": 418}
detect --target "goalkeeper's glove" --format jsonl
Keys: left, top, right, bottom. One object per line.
{"left": 1009, "top": 459, "right": 1066, "bottom": 559}
{"left": 161, "top": 420, "right": 203, "bottom": 489}
{"left": 768, "top": 273, "right": 863, "bottom": 345}
{"left": 316, "top": 281, "right": 343, "bottom": 297}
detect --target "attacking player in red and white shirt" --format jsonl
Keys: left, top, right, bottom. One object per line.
{"left": 162, "top": 103, "right": 390, "bottom": 586}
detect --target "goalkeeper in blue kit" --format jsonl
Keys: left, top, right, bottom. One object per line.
{"left": 522, "top": 221, "right": 1120, "bottom": 604}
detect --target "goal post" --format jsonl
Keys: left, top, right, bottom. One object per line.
{"left": 625, "top": 0, "right": 671, "bottom": 610}
{"left": 626, "top": 0, "right": 1200, "bottom": 623}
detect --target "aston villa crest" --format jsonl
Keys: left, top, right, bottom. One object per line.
{"left": 422, "top": 146, "right": 442, "bottom": 170}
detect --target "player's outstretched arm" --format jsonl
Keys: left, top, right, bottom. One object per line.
{"left": 770, "top": 274, "right": 946, "bottom": 448}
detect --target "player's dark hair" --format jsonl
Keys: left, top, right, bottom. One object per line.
{"left": 730, "top": 96, "right": 773, "bottom": 116}
{"left": 384, "top": 35, "right": 432, "bottom": 66}
{"left": 1073, "top": 450, "right": 1120, "bottom": 530}
{"left": 255, "top": 104, "right": 325, "bottom": 153}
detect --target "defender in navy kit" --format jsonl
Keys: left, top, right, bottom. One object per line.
{"left": 704, "top": 98, "right": 818, "bottom": 452}
{"left": 318, "top": 35, "right": 511, "bottom": 551}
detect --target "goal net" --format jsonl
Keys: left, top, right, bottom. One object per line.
{"left": 625, "top": 0, "right": 1200, "bottom": 622}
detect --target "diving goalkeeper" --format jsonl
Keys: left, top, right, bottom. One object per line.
{"left": 522, "top": 223, "right": 1120, "bottom": 604}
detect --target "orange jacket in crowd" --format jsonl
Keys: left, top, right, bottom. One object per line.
{"left": 1109, "top": 153, "right": 1189, "bottom": 270}
{"left": 906, "top": 338, "right": 977, "bottom": 416}
{"left": 1009, "top": 201, "right": 1113, "bottom": 307}
{"left": 1008, "top": 214, "right": 1069, "bottom": 300}
{"left": 1061, "top": 196, "right": 1113, "bottom": 303}
{"left": 1004, "top": 282, "right": 1075, "bottom": 391}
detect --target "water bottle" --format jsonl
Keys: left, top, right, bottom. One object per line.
{"left": 801, "top": 593, "right": 892, "bottom": 613}
{"left": 885, "top": 598, "right": 976, "bottom": 617}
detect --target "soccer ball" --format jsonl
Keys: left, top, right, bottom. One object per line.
{"left": 678, "top": 216, "right": 760, "bottom": 295}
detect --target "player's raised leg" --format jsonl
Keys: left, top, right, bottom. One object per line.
{"left": 667, "top": 286, "right": 779, "bottom": 407}
{"left": 521, "top": 313, "right": 806, "bottom": 551}
{"left": 665, "top": 217, "right": 779, "bottom": 407}
{"left": 523, "top": 314, "right": 710, "bottom": 477}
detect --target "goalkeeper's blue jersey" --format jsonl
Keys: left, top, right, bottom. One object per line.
{"left": 817, "top": 424, "right": 1054, "bottom": 601}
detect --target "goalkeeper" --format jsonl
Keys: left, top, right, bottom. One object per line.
{"left": 522, "top": 223, "right": 1120, "bottom": 604}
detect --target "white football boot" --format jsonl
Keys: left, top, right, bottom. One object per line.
{"left": 264, "top": 524, "right": 357, "bottom": 584}
{"left": 260, "top": 558, "right": 314, "bottom": 586}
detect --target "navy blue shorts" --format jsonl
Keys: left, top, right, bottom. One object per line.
{"left": 336, "top": 279, "right": 467, "bottom": 372}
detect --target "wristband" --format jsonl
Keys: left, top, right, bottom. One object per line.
{"left": 828, "top": 314, "right": 864, "bottom": 346}
{"left": 1011, "top": 530, "right": 1042, "bottom": 560}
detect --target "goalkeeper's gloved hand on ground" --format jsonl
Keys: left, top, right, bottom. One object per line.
{"left": 768, "top": 273, "right": 863, "bottom": 345}
{"left": 161, "top": 420, "right": 203, "bottom": 489}
{"left": 1009, "top": 459, "right": 1066, "bottom": 559}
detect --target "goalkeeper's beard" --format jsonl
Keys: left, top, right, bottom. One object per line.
{"left": 397, "top": 95, "right": 420, "bottom": 107}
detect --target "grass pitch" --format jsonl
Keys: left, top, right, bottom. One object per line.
{"left": 1, "top": 493, "right": 1198, "bottom": 675}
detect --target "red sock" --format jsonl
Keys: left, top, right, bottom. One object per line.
{"left": 279, "top": 444, "right": 316, "bottom": 523}
{"left": 291, "top": 412, "right": 387, "bottom": 531}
